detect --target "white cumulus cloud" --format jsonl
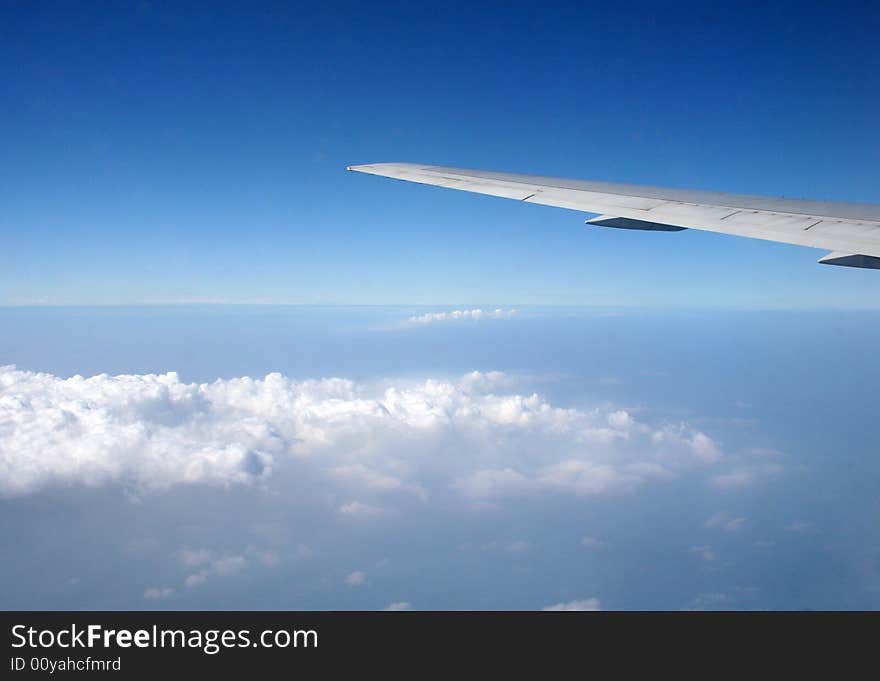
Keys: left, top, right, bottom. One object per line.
{"left": 0, "top": 366, "right": 771, "bottom": 509}
{"left": 407, "top": 309, "right": 517, "bottom": 324}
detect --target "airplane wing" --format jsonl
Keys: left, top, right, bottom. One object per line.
{"left": 347, "top": 163, "right": 880, "bottom": 269}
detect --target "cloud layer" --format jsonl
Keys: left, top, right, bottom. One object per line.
{"left": 0, "top": 366, "right": 772, "bottom": 502}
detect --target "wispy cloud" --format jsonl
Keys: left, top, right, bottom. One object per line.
{"left": 711, "top": 463, "right": 783, "bottom": 489}
{"left": 143, "top": 586, "right": 174, "bottom": 600}
{"left": 705, "top": 511, "right": 747, "bottom": 532}
{"left": 690, "top": 545, "right": 717, "bottom": 562}
{"left": 345, "top": 570, "right": 367, "bottom": 587}
{"left": 384, "top": 601, "right": 412, "bottom": 611}
{"left": 542, "top": 598, "right": 601, "bottom": 611}
{"left": 689, "top": 593, "right": 731, "bottom": 610}
{"left": 179, "top": 548, "right": 248, "bottom": 588}
{"left": 338, "top": 501, "right": 391, "bottom": 519}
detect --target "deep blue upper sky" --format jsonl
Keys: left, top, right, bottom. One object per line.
{"left": 2, "top": 1, "right": 879, "bottom": 306}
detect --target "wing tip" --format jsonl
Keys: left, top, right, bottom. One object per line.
{"left": 346, "top": 163, "right": 380, "bottom": 173}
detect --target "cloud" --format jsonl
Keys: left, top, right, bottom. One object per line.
{"left": 690, "top": 545, "right": 717, "bottom": 562}
{"left": 293, "top": 544, "right": 314, "bottom": 560}
{"left": 247, "top": 547, "right": 282, "bottom": 567}
{"left": 180, "top": 548, "right": 213, "bottom": 567}
{"left": 689, "top": 592, "right": 730, "bottom": 610}
{"left": 710, "top": 464, "right": 782, "bottom": 488}
{"left": 179, "top": 548, "right": 247, "bottom": 588}
{"left": 710, "top": 449, "right": 784, "bottom": 489}
{"left": 338, "top": 501, "right": 391, "bottom": 518}
{"left": 345, "top": 570, "right": 367, "bottom": 586}
{"left": 705, "top": 512, "right": 747, "bottom": 532}
{"left": 213, "top": 555, "right": 247, "bottom": 575}
{"left": 143, "top": 587, "right": 174, "bottom": 600}
{"left": 0, "top": 366, "right": 768, "bottom": 509}
{"left": 407, "top": 309, "right": 517, "bottom": 324}
{"left": 384, "top": 602, "right": 411, "bottom": 611}
{"left": 607, "top": 410, "right": 634, "bottom": 430}
{"left": 542, "top": 598, "right": 601, "bottom": 611}
{"left": 494, "top": 461, "right": 636, "bottom": 497}
{"left": 184, "top": 573, "right": 208, "bottom": 588}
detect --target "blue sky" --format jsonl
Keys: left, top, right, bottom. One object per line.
{"left": 2, "top": 0, "right": 880, "bottom": 307}
{"left": 1, "top": 2, "right": 879, "bottom": 611}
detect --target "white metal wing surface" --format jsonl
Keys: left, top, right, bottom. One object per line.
{"left": 347, "top": 163, "right": 880, "bottom": 269}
